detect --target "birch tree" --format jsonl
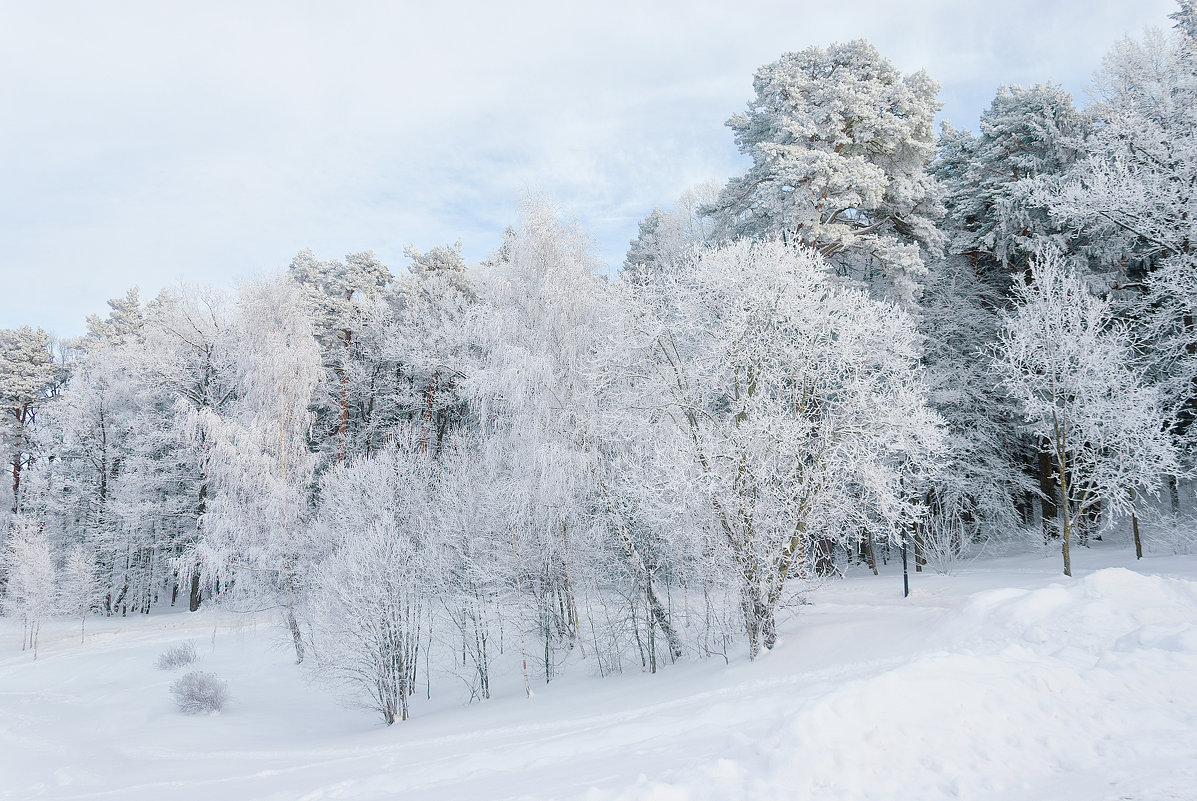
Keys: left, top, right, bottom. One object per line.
{"left": 58, "top": 544, "right": 103, "bottom": 643}
{"left": 307, "top": 444, "right": 433, "bottom": 724}
{"left": 466, "top": 198, "right": 614, "bottom": 678}
{"left": 1, "top": 516, "right": 55, "bottom": 657}
{"left": 996, "top": 255, "right": 1178, "bottom": 575}
{"left": 190, "top": 276, "right": 322, "bottom": 661}
{"left": 638, "top": 239, "right": 941, "bottom": 657}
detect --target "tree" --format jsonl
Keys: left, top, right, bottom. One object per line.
{"left": 35, "top": 287, "right": 205, "bottom": 617}
{"left": 58, "top": 544, "right": 103, "bottom": 643}
{"left": 189, "top": 276, "right": 322, "bottom": 662}
{"left": 465, "top": 198, "right": 614, "bottom": 681}
{"left": 995, "top": 255, "right": 1177, "bottom": 575}
{"left": 1174, "top": 0, "right": 1197, "bottom": 38}
{"left": 307, "top": 445, "right": 434, "bottom": 724}
{"left": 623, "top": 181, "right": 721, "bottom": 285}
{"left": 636, "top": 239, "right": 941, "bottom": 657}
{"left": 1029, "top": 16, "right": 1197, "bottom": 489}
{"left": 0, "top": 326, "right": 60, "bottom": 513}
{"left": 389, "top": 241, "right": 474, "bottom": 456}
{"left": 288, "top": 249, "right": 391, "bottom": 464}
{"left": 43, "top": 337, "right": 142, "bottom": 614}
{"left": 932, "top": 84, "right": 1091, "bottom": 547}
{"left": 1, "top": 516, "right": 55, "bottom": 658}
{"left": 703, "top": 40, "right": 943, "bottom": 304}
{"left": 916, "top": 256, "right": 1030, "bottom": 569}
{"left": 84, "top": 288, "right": 144, "bottom": 345}
{"left": 140, "top": 285, "right": 235, "bottom": 611}
{"left": 934, "top": 84, "right": 1088, "bottom": 286}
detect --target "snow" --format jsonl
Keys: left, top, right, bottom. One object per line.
{"left": 3, "top": 545, "right": 1197, "bottom": 801}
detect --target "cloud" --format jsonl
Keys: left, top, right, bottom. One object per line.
{"left": 0, "top": 0, "right": 1178, "bottom": 336}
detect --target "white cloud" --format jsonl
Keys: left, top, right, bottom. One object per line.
{"left": 0, "top": 0, "right": 1179, "bottom": 335}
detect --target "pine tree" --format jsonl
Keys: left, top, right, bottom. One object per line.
{"left": 703, "top": 40, "right": 943, "bottom": 304}
{"left": 0, "top": 326, "right": 60, "bottom": 514}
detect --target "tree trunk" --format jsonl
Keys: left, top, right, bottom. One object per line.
{"left": 742, "top": 590, "right": 776, "bottom": 660}
{"left": 1058, "top": 463, "right": 1072, "bottom": 577}
{"left": 1038, "top": 445, "right": 1058, "bottom": 540}
{"left": 813, "top": 536, "right": 835, "bottom": 576}
{"left": 1130, "top": 488, "right": 1143, "bottom": 560}
{"left": 286, "top": 607, "right": 305, "bottom": 664}
{"left": 9, "top": 451, "right": 20, "bottom": 514}
{"left": 188, "top": 571, "right": 202, "bottom": 612}
{"left": 1132, "top": 511, "right": 1143, "bottom": 560}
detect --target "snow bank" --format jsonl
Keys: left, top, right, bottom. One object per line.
{"left": 603, "top": 568, "right": 1197, "bottom": 801}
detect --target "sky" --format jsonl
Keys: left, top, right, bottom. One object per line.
{"left": 0, "top": 0, "right": 1180, "bottom": 337}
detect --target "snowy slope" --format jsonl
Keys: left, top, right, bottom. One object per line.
{"left": 2, "top": 546, "right": 1196, "bottom": 801}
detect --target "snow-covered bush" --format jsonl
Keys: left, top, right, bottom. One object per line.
{"left": 171, "top": 671, "right": 228, "bottom": 714}
{"left": 156, "top": 641, "right": 198, "bottom": 670}
{"left": 918, "top": 516, "right": 981, "bottom": 575}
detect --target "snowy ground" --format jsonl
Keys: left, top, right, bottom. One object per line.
{"left": 3, "top": 544, "right": 1197, "bottom": 801}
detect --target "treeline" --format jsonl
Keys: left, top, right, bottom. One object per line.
{"left": 1, "top": 5, "right": 1195, "bottom": 723}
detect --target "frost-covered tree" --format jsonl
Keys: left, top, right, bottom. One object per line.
{"left": 84, "top": 288, "right": 144, "bottom": 345}
{"left": 1033, "top": 21, "right": 1197, "bottom": 473}
{"left": 139, "top": 285, "right": 235, "bottom": 611}
{"left": 424, "top": 435, "right": 506, "bottom": 698}
{"left": 1, "top": 516, "right": 55, "bottom": 657}
{"left": 703, "top": 41, "right": 943, "bottom": 304}
{"left": 288, "top": 249, "right": 391, "bottom": 463}
{"left": 44, "top": 338, "right": 143, "bottom": 613}
{"left": 385, "top": 241, "right": 474, "bottom": 456}
{"left": 917, "top": 256, "right": 1030, "bottom": 567}
{"left": 0, "top": 326, "right": 60, "bottom": 513}
{"left": 996, "top": 256, "right": 1178, "bottom": 575}
{"left": 35, "top": 289, "right": 199, "bottom": 616}
{"left": 934, "top": 84, "right": 1088, "bottom": 284}
{"left": 637, "top": 240, "right": 942, "bottom": 656}
{"left": 190, "top": 276, "right": 322, "bottom": 661}
{"left": 931, "top": 84, "right": 1091, "bottom": 548}
{"left": 623, "top": 181, "right": 721, "bottom": 285}
{"left": 307, "top": 445, "right": 434, "bottom": 724}
{"left": 466, "top": 198, "right": 615, "bottom": 681}
{"left": 58, "top": 544, "right": 103, "bottom": 643}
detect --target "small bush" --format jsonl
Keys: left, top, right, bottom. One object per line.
{"left": 171, "top": 671, "right": 229, "bottom": 714}
{"left": 156, "top": 641, "right": 198, "bottom": 670}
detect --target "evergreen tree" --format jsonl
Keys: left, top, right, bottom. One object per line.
{"left": 0, "top": 326, "right": 60, "bottom": 514}
{"left": 703, "top": 40, "right": 943, "bottom": 304}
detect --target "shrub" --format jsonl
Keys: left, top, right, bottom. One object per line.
{"left": 156, "top": 641, "right": 198, "bottom": 670}
{"left": 171, "top": 671, "right": 229, "bottom": 714}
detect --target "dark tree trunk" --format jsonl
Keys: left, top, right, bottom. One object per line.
{"left": 813, "top": 536, "right": 835, "bottom": 576}
{"left": 188, "top": 571, "right": 202, "bottom": 612}
{"left": 9, "top": 452, "right": 20, "bottom": 514}
{"left": 1038, "top": 445, "right": 1058, "bottom": 540}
